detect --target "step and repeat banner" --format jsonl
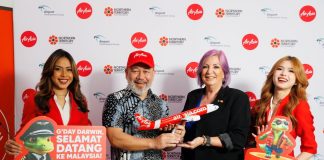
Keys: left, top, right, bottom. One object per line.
{"left": 14, "top": 1, "right": 323, "bottom": 159}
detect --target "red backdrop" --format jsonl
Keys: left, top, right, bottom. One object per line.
{"left": 0, "top": 6, "right": 15, "bottom": 160}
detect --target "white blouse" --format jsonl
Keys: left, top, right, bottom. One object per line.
{"left": 53, "top": 93, "right": 71, "bottom": 125}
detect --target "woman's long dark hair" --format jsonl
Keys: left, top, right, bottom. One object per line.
{"left": 35, "top": 49, "right": 89, "bottom": 113}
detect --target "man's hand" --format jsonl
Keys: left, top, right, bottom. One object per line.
{"left": 152, "top": 133, "right": 182, "bottom": 149}
{"left": 172, "top": 121, "right": 186, "bottom": 140}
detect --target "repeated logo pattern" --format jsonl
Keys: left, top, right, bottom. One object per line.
{"left": 14, "top": 1, "right": 324, "bottom": 156}
{"left": 48, "top": 35, "right": 58, "bottom": 45}
{"left": 215, "top": 8, "right": 225, "bottom": 18}
{"left": 104, "top": 7, "right": 113, "bottom": 16}
{"left": 104, "top": 65, "right": 114, "bottom": 75}
{"left": 271, "top": 38, "right": 280, "bottom": 48}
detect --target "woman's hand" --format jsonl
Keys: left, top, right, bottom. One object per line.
{"left": 177, "top": 136, "right": 204, "bottom": 149}
{"left": 252, "top": 125, "right": 268, "bottom": 138}
{"left": 4, "top": 139, "right": 22, "bottom": 155}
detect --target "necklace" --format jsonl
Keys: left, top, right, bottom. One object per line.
{"left": 269, "top": 96, "right": 281, "bottom": 121}
{"left": 271, "top": 97, "right": 281, "bottom": 106}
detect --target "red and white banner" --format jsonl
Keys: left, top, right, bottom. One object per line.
{"left": 12, "top": 1, "right": 324, "bottom": 159}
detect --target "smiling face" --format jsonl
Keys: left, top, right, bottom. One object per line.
{"left": 272, "top": 60, "right": 296, "bottom": 93}
{"left": 51, "top": 57, "right": 73, "bottom": 94}
{"left": 126, "top": 63, "right": 154, "bottom": 96}
{"left": 201, "top": 55, "right": 224, "bottom": 88}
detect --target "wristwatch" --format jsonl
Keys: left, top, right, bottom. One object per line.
{"left": 205, "top": 135, "right": 211, "bottom": 146}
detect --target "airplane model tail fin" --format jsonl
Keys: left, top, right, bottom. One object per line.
{"left": 134, "top": 113, "right": 154, "bottom": 130}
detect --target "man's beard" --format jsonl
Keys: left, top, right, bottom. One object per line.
{"left": 127, "top": 79, "right": 152, "bottom": 96}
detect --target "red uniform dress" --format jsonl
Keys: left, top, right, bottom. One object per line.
{"left": 19, "top": 92, "right": 91, "bottom": 132}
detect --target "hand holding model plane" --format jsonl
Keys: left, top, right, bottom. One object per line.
{"left": 134, "top": 104, "right": 219, "bottom": 150}
{"left": 135, "top": 104, "right": 219, "bottom": 131}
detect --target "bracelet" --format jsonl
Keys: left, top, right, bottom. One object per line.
{"left": 205, "top": 135, "right": 211, "bottom": 147}
{"left": 202, "top": 135, "right": 207, "bottom": 146}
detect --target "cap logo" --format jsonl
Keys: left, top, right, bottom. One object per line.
{"left": 37, "top": 121, "right": 50, "bottom": 125}
{"left": 134, "top": 53, "right": 147, "bottom": 58}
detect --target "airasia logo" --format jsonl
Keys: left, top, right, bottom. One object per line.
{"left": 186, "top": 62, "right": 198, "bottom": 78}
{"left": 131, "top": 32, "right": 147, "bottom": 49}
{"left": 303, "top": 64, "right": 313, "bottom": 79}
{"left": 245, "top": 91, "right": 257, "bottom": 108}
{"left": 299, "top": 5, "right": 316, "bottom": 22}
{"left": 242, "top": 34, "right": 259, "bottom": 50}
{"left": 21, "top": 31, "right": 37, "bottom": 47}
{"left": 76, "top": 2, "right": 92, "bottom": 19}
{"left": 22, "top": 88, "right": 36, "bottom": 102}
{"left": 134, "top": 53, "right": 147, "bottom": 58}
{"left": 77, "top": 60, "right": 92, "bottom": 77}
{"left": 187, "top": 4, "right": 203, "bottom": 20}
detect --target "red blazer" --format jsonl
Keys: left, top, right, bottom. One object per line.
{"left": 263, "top": 95, "right": 317, "bottom": 155}
{"left": 18, "top": 92, "right": 91, "bottom": 133}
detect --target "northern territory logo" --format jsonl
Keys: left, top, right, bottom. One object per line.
{"left": 48, "top": 35, "right": 75, "bottom": 45}
{"left": 159, "top": 36, "right": 186, "bottom": 46}
{"left": 215, "top": 8, "right": 242, "bottom": 18}
{"left": 159, "top": 93, "right": 185, "bottom": 104}
{"left": 104, "top": 6, "right": 131, "bottom": 16}
{"left": 104, "top": 64, "right": 125, "bottom": 75}
{"left": 270, "top": 38, "right": 298, "bottom": 48}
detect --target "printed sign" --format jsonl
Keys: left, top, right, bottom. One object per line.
{"left": 245, "top": 116, "right": 296, "bottom": 160}
{"left": 15, "top": 116, "right": 106, "bottom": 160}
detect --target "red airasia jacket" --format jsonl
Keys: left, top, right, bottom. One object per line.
{"left": 18, "top": 91, "right": 91, "bottom": 134}
{"left": 249, "top": 95, "right": 317, "bottom": 156}
{"left": 268, "top": 95, "right": 317, "bottom": 155}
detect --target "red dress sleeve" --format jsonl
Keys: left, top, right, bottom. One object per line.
{"left": 294, "top": 100, "right": 317, "bottom": 154}
{"left": 17, "top": 93, "right": 39, "bottom": 134}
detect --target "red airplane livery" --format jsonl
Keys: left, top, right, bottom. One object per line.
{"left": 135, "top": 104, "right": 219, "bottom": 130}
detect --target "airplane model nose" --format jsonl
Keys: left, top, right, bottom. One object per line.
{"left": 206, "top": 104, "right": 219, "bottom": 113}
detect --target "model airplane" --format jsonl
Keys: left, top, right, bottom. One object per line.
{"left": 135, "top": 104, "right": 219, "bottom": 130}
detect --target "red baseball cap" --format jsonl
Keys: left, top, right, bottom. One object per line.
{"left": 127, "top": 50, "right": 154, "bottom": 68}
